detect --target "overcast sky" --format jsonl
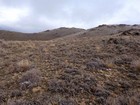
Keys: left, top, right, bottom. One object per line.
{"left": 0, "top": 0, "right": 140, "bottom": 33}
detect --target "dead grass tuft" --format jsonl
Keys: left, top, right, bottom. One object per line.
{"left": 16, "top": 59, "right": 32, "bottom": 72}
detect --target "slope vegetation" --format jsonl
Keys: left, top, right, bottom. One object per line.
{"left": 0, "top": 24, "right": 140, "bottom": 105}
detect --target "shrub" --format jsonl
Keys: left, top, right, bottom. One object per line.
{"left": 7, "top": 99, "right": 43, "bottom": 105}
{"left": 0, "top": 96, "right": 5, "bottom": 104}
{"left": 131, "top": 60, "right": 140, "bottom": 72}
{"left": 86, "top": 59, "right": 106, "bottom": 71}
{"left": 64, "top": 68, "right": 81, "bottom": 75}
{"left": 59, "top": 99, "right": 77, "bottom": 105}
{"left": 127, "top": 73, "right": 138, "bottom": 80}
{"left": 119, "top": 81, "right": 131, "bottom": 91}
{"left": 47, "top": 73, "right": 97, "bottom": 96}
{"left": 10, "top": 90, "right": 22, "bottom": 98}
{"left": 37, "top": 93, "right": 52, "bottom": 104}
{"left": 104, "top": 82, "right": 118, "bottom": 91}
{"left": 0, "top": 90, "right": 6, "bottom": 104}
{"left": 114, "top": 55, "right": 132, "bottom": 66}
{"left": 7, "top": 99, "right": 25, "bottom": 105}
{"left": 106, "top": 96, "right": 126, "bottom": 105}
{"left": 95, "top": 97, "right": 106, "bottom": 105}
{"left": 19, "top": 69, "right": 42, "bottom": 90}
{"left": 93, "top": 88, "right": 110, "bottom": 98}
{"left": 38, "top": 93, "right": 76, "bottom": 105}
{"left": 106, "top": 93, "right": 140, "bottom": 105}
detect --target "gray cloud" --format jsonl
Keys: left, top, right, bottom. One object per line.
{"left": 0, "top": 0, "right": 140, "bottom": 32}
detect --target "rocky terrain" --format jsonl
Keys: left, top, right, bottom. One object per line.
{"left": 0, "top": 24, "right": 140, "bottom": 105}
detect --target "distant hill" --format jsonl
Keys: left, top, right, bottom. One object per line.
{"left": 1, "top": 24, "right": 140, "bottom": 41}
{"left": 0, "top": 27, "right": 85, "bottom": 41}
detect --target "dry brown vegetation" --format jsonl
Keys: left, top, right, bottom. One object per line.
{"left": 0, "top": 24, "right": 140, "bottom": 105}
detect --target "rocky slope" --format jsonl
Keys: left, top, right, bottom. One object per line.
{"left": 0, "top": 24, "right": 140, "bottom": 105}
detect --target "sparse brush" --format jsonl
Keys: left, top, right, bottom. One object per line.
{"left": 38, "top": 92, "right": 77, "bottom": 105}
{"left": 86, "top": 59, "right": 107, "bottom": 71}
{"left": 7, "top": 99, "right": 42, "bottom": 105}
{"left": 0, "top": 90, "right": 6, "bottom": 104}
{"left": 19, "top": 68, "right": 42, "bottom": 90}
{"left": 47, "top": 73, "right": 97, "bottom": 96}
{"left": 106, "top": 92, "right": 140, "bottom": 105}
{"left": 0, "top": 25, "right": 140, "bottom": 104}
{"left": 114, "top": 55, "right": 133, "bottom": 66}
{"left": 10, "top": 90, "right": 22, "bottom": 98}
{"left": 59, "top": 98, "right": 77, "bottom": 105}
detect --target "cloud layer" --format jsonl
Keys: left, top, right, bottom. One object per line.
{"left": 0, "top": 0, "right": 140, "bottom": 32}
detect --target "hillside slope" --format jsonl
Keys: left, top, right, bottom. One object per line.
{"left": 0, "top": 27, "right": 85, "bottom": 41}
{"left": 0, "top": 25, "right": 140, "bottom": 105}
{"left": 74, "top": 24, "right": 140, "bottom": 38}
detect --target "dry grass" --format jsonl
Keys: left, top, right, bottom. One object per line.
{"left": 16, "top": 59, "right": 32, "bottom": 72}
